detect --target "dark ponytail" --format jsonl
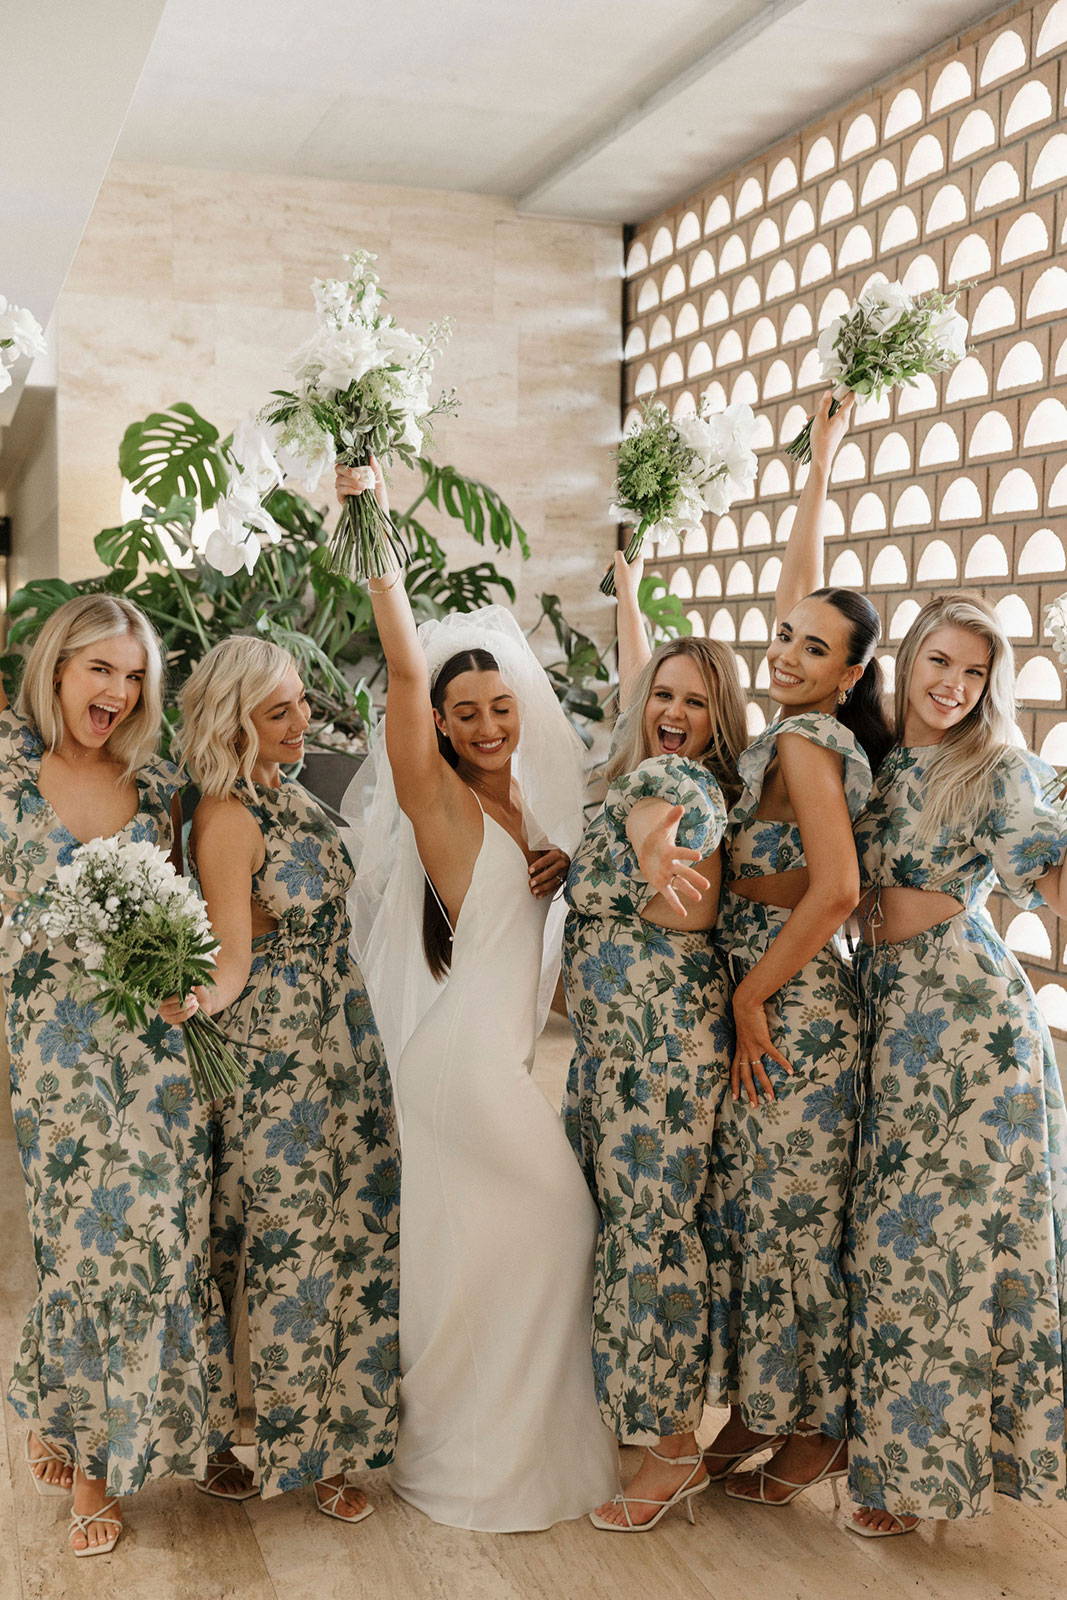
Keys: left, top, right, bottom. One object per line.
{"left": 809, "top": 587, "right": 893, "bottom": 772}
{"left": 422, "top": 647, "right": 499, "bottom": 980}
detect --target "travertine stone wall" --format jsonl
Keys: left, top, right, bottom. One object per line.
{"left": 54, "top": 162, "right": 622, "bottom": 636}
{"left": 622, "top": 0, "right": 1067, "bottom": 1030}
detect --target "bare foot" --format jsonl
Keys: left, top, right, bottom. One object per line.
{"left": 315, "top": 1475, "right": 370, "bottom": 1520}
{"left": 197, "top": 1450, "right": 258, "bottom": 1498}
{"left": 594, "top": 1433, "right": 706, "bottom": 1528}
{"left": 702, "top": 1407, "right": 779, "bottom": 1473}
{"left": 726, "top": 1432, "right": 846, "bottom": 1504}
{"left": 852, "top": 1505, "right": 919, "bottom": 1535}
{"left": 27, "top": 1431, "right": 74, "bottom": 1492}
{"left": 69, "top": 1471, "right": 123, "bottom": 1554}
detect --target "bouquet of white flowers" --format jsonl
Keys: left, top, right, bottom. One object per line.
{"left": 602, "top": 397, "right": 758, "bottom": 595}
{"left": 1043, "top": 593, "right": 1067, "bottom": 805}
{"left": 27, "top": 837, "right": 243, "bottom": 1103}
{"left": 0, "top": 294, "right": 47, "bottom": 395}
{"left": 262, "top": 249, "right": 456, "bottom": 580}
{"left": 786, "top": 276, "right": 968, "bottom": 462}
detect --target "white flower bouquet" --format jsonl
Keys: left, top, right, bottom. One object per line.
{"left": 602, "top": 397, "right": 758, "bottom": 595}
{"left": 29, "top": 837, "right": 243, "bottom": 1103}
{"left": 263, "top": 249, "right": 456, "bottom": 580}
{"left": 1043, "top": 594, "right": 1067, "bottom": 804}
{"left": 786, "top": 276, "right": 968, "bottom": 462}
{"left": 0, "top": 294, "right": 47, "bottom": 395}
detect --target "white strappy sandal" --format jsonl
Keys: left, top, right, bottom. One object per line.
{"left": 589, "top": 1446, "right": 708, "bottom": 1531}
{"left": 723, "top": 1436, "right": 847, "bottom": 1507}
{"left": 847, "top": 1508, "right": 918, "bottom": 1538}
{"left": 315, "top": 1476, "right": 375, "bottom": 1524}
{"left": 25, "top": 1434, "right": 73, "bottom": 1497}
{"left": 702, "top": 1433, "right": 784, "bottom": 1482}
{"left": 69, "top": 1499, "right": 123, "bottom": 1557}
{"left": 195, "top": 1458, "right": 260, "bottom": 1502}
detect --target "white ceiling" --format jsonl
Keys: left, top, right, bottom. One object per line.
{"left": 116, "top": 0, "right": 1005, "bottom": 223}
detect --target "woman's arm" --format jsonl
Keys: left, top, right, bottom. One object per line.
{"left": 731, "top": 733, "right": 860, "bottom": 1104}
{"left": 774, "top": 391, "right": 854, "bottom": 623}
{"left": 626, "top": 797, "right": 707, "bottom": 915}
{"left": 159, "top": 799, "right": 262, "bottom": 1023}
{"left": 335, "top": 458, "right": 447, "bottom": 820}
{"left": 1034, "top": 859, "right": 1067, "bottom": 916}
{"left": 614, "top": 550, "right": 652, "bottom": 707}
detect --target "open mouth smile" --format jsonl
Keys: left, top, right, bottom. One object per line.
{"left": 88, "top": 703, "right": 121, "bottom": 733}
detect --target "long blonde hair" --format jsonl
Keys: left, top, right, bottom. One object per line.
{"left": 16, "top": 594, "right": 164, "bottom": 777}
{"left": 894, "top": 592, "right": 1016, "bottom": 837}
{"left": 607, "top": 637, "right": 748, "bottom": 806}
{"left": 177, "top": 636, "right": 296, "bottom": 797}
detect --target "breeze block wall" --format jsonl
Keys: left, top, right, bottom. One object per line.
{"left": 622, "top": 0, "right": 1067, "bottom": 1033}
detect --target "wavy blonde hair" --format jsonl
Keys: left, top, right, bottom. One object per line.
{"left": 177, "top": 636, "right": 297, "bottom": 797}
{"left": 607, "top": 637, "right": 748, "bottom": 806}
{"left": 894, "top": 592, "right": 1016, "bottom": 838}
{"left": 16, "top": 594, "right": 164, "bottom": 777}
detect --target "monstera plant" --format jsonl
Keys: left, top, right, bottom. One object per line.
{"left": 1, "top": 403, "right": 689, "bottom": 753}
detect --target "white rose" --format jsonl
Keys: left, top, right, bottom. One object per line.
{"left": 0, "top": 298, "right": 47, "bottom": 362}
{"left": 817, "top": 317, "right": 847, "bottom": 381}
{"left": 858, "top": 275, "right": 913, "bottom": 334}
{"left": 377, "top": 322, "right": 425, "bottom": 366}
{"left": 926, "top": 307, "right": 968, "bottom": 363}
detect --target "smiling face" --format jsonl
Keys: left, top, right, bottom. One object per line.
{"left": 642, "top": 652, "right": 713, "bottom": 761}
{"left": 902, "top": 623, "right": 990, "bottom": 745}
{"left": 55, "top": 631, "right": 147, "bottom": 752}
{"left": 250, "top": 666, "right": 311, "bottom": 768}
{"left": 766, "top": 596, "right": 862, "bottom": 713}
{"left": 435, "top": 669, "right": 519, "bottom": 772}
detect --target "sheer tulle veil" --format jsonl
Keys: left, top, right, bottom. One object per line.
{"left": 341, "top": 606, "right": 586, "bottom": 1081}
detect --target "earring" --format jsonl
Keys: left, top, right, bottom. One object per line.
{"left": 838, "top": 688, "right": 852, "bottom": 706}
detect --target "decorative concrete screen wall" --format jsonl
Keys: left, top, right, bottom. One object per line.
{"left": 621, "top": 0, "right": 1067, "bottom": 1033}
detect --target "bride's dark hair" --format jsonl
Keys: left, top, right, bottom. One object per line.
{"left": 424, "top": 647, "right": 501, "bottom": 979}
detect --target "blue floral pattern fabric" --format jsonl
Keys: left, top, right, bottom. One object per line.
{"left": 705, "top": 713, "right": 871, "bottom": 1437}
{"left": 562, "top": 755, "right": 732, "bottom": 1437}
{"left": 193, "top": 776, "right": 399, "bottom": 1497}
{"left": 847, "top": 742, "right": 1067, "bottom": 1517}
{"left": 0, "top": 710, "right": 237, "bottom": 1494}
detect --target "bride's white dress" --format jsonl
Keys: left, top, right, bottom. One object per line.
{"left": 390, "top": 805, "right": 620, "bottom": 1531}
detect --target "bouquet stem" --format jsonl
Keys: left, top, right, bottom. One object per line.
{"left": 182, "top": 1013, "right": 245, "bottom": 1103}
{"left": 599, "top": 528, "right": 647, "bottom": 597}
{"left": 328, "top": 463, "right": 407, "bottom": 580}
{"left": 785, "top": 395, "right": 844, "bottom": 465}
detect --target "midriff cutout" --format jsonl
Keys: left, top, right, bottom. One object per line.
{"left": 858, "top": 885, "right": 963, "bottom": 945}
{"left": 251, "top": 899, "right": 280, "bottom": 939}
{"left": 726, "top": 866, "right": 809, "bottom": 910}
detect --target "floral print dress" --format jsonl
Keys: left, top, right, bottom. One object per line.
{"left": 704, "top": 712, "right": 871, "bottom": 1439}
{"left": 562, "top": 755, "right": 731, "bottom": 1439}
{"left": 0, "top": 710, "right": 237, "bottom": 1494}
{"left": 847, "top": 744, "right": 1067, "bottom": 1518}
{"left": 194, "top": 776, "right": 399, "bottom": 1497}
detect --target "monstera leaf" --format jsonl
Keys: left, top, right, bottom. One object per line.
{"left": 415, "top": 457, "right": 531, "bottom": 557}
{"left": 119, "top": 403, "right": 230, "bottom": 510}
{"left": 638, "top": 573, "right": 692, "bottom": 640}
{"left": 95, "top": 497, "right": 198, "bottom": 574}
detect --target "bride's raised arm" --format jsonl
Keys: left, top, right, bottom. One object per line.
{"left": 336, "top": 457, "right": 445, "bottom": 819}
{"left": 774, "top": 390, "right": 854, "bottom": 623}
{"left": 612, "top": 548, "right": 652, "bottom": 706}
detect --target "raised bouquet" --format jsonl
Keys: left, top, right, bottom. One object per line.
{"left": 786, "top": 275, "right": 968, "bottom": 462}
{"left": 263, "top": 249, "right": 455, "bottom": 580}
{"left": 1043, "top": 593, "right": 1067, "bottom": 804}
{"left": 602, "top": 396, "right": 758, "bottom": 595}
{"left": 28, "top": 837, "right": 243, "bottom": 1103}
{"left": 0, "top": 294, "right": 47, "bottom": 394}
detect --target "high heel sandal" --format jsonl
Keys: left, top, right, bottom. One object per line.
{"left": 847, "top": 1509, "right": 918, "bottom": 1539}
{"left": 702, "top": 1434, "right": 784, "bottom": 1482}
{"left": 69, "top": 1500, "right": 122, "bottom": 1557}
{"left": 25, "top": 1435, "right": 73, "bottom": 1497}
{"left": 723, "top": 1436, "right": 847, "bottom": 1507}
{"left": 315, "top": 1476, "right": 375, "bottom": 1524}
{"left": 588, "top": 1446, "right": 708, "bottom": 1532}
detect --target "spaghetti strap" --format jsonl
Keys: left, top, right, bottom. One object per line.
{"left": 423, "top": 783, "right": 485, "bottom": 937}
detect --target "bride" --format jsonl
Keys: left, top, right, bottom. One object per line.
{"left": 339, "top": 460, "right": 619, "bottom": 1531}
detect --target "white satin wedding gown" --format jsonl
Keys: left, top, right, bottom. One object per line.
{"left": 390, "top": 800, "right": 619, "bottom": 1530}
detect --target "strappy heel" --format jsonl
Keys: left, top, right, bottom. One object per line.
{"left": 315, "top": 1476, "right": 375, "bottom": 1524}
{"left": 196, "top": 1458, "right": 260, "bottom": 1502}
{"left": 25, "top": 1434, "right": 73, "bottom": 1497}
{"left": 702, "top": 1433, "right": 784, "bottom": 1482}
{"left": 723, "top": 1436, "right": 847, "bottom": 1507}
{"left": 69, "top": 1500, "right": 122, "bottom": 1557}
{"left": 588, "top": 1446, "right": 708, "bottom": 1531}
{"left": 847, "top": 1508, "right": 918, "bottom": 1539}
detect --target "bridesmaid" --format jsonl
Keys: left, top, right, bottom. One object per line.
{"left": 846, "top": 595, "right": 1067, "bottom": 1534}
{"left": 564, "top": 552, "right": 749, "bottom": 1530}
{"left": 0, "top": 596, "right": 237, "bottom": 1556}
{"left": 704, "top": 395, "right": 893, "bottom": 1504}
{"left": 163, "top": 636, "right": 399, "bottom": 1522}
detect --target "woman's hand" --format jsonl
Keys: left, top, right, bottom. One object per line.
{"left": 808, "top": 389, "right": 854, "bottom": 474}
{"left": 614, "top": 548, "right": 644, "bottom": 601}
{"left": 731, "top": 990, "right": 793, "bottom": 1106}
{"left": 529, "top": 847, "right": 570, "bottom": 899}
{"left": 158, "top": 985, "right": 210, "bottom": 1027}
{"left": 335, "top": 452, "right": 390, "bottom": 514}
{"left": 634, "top": 803, "right": 707, "bottom": 917}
